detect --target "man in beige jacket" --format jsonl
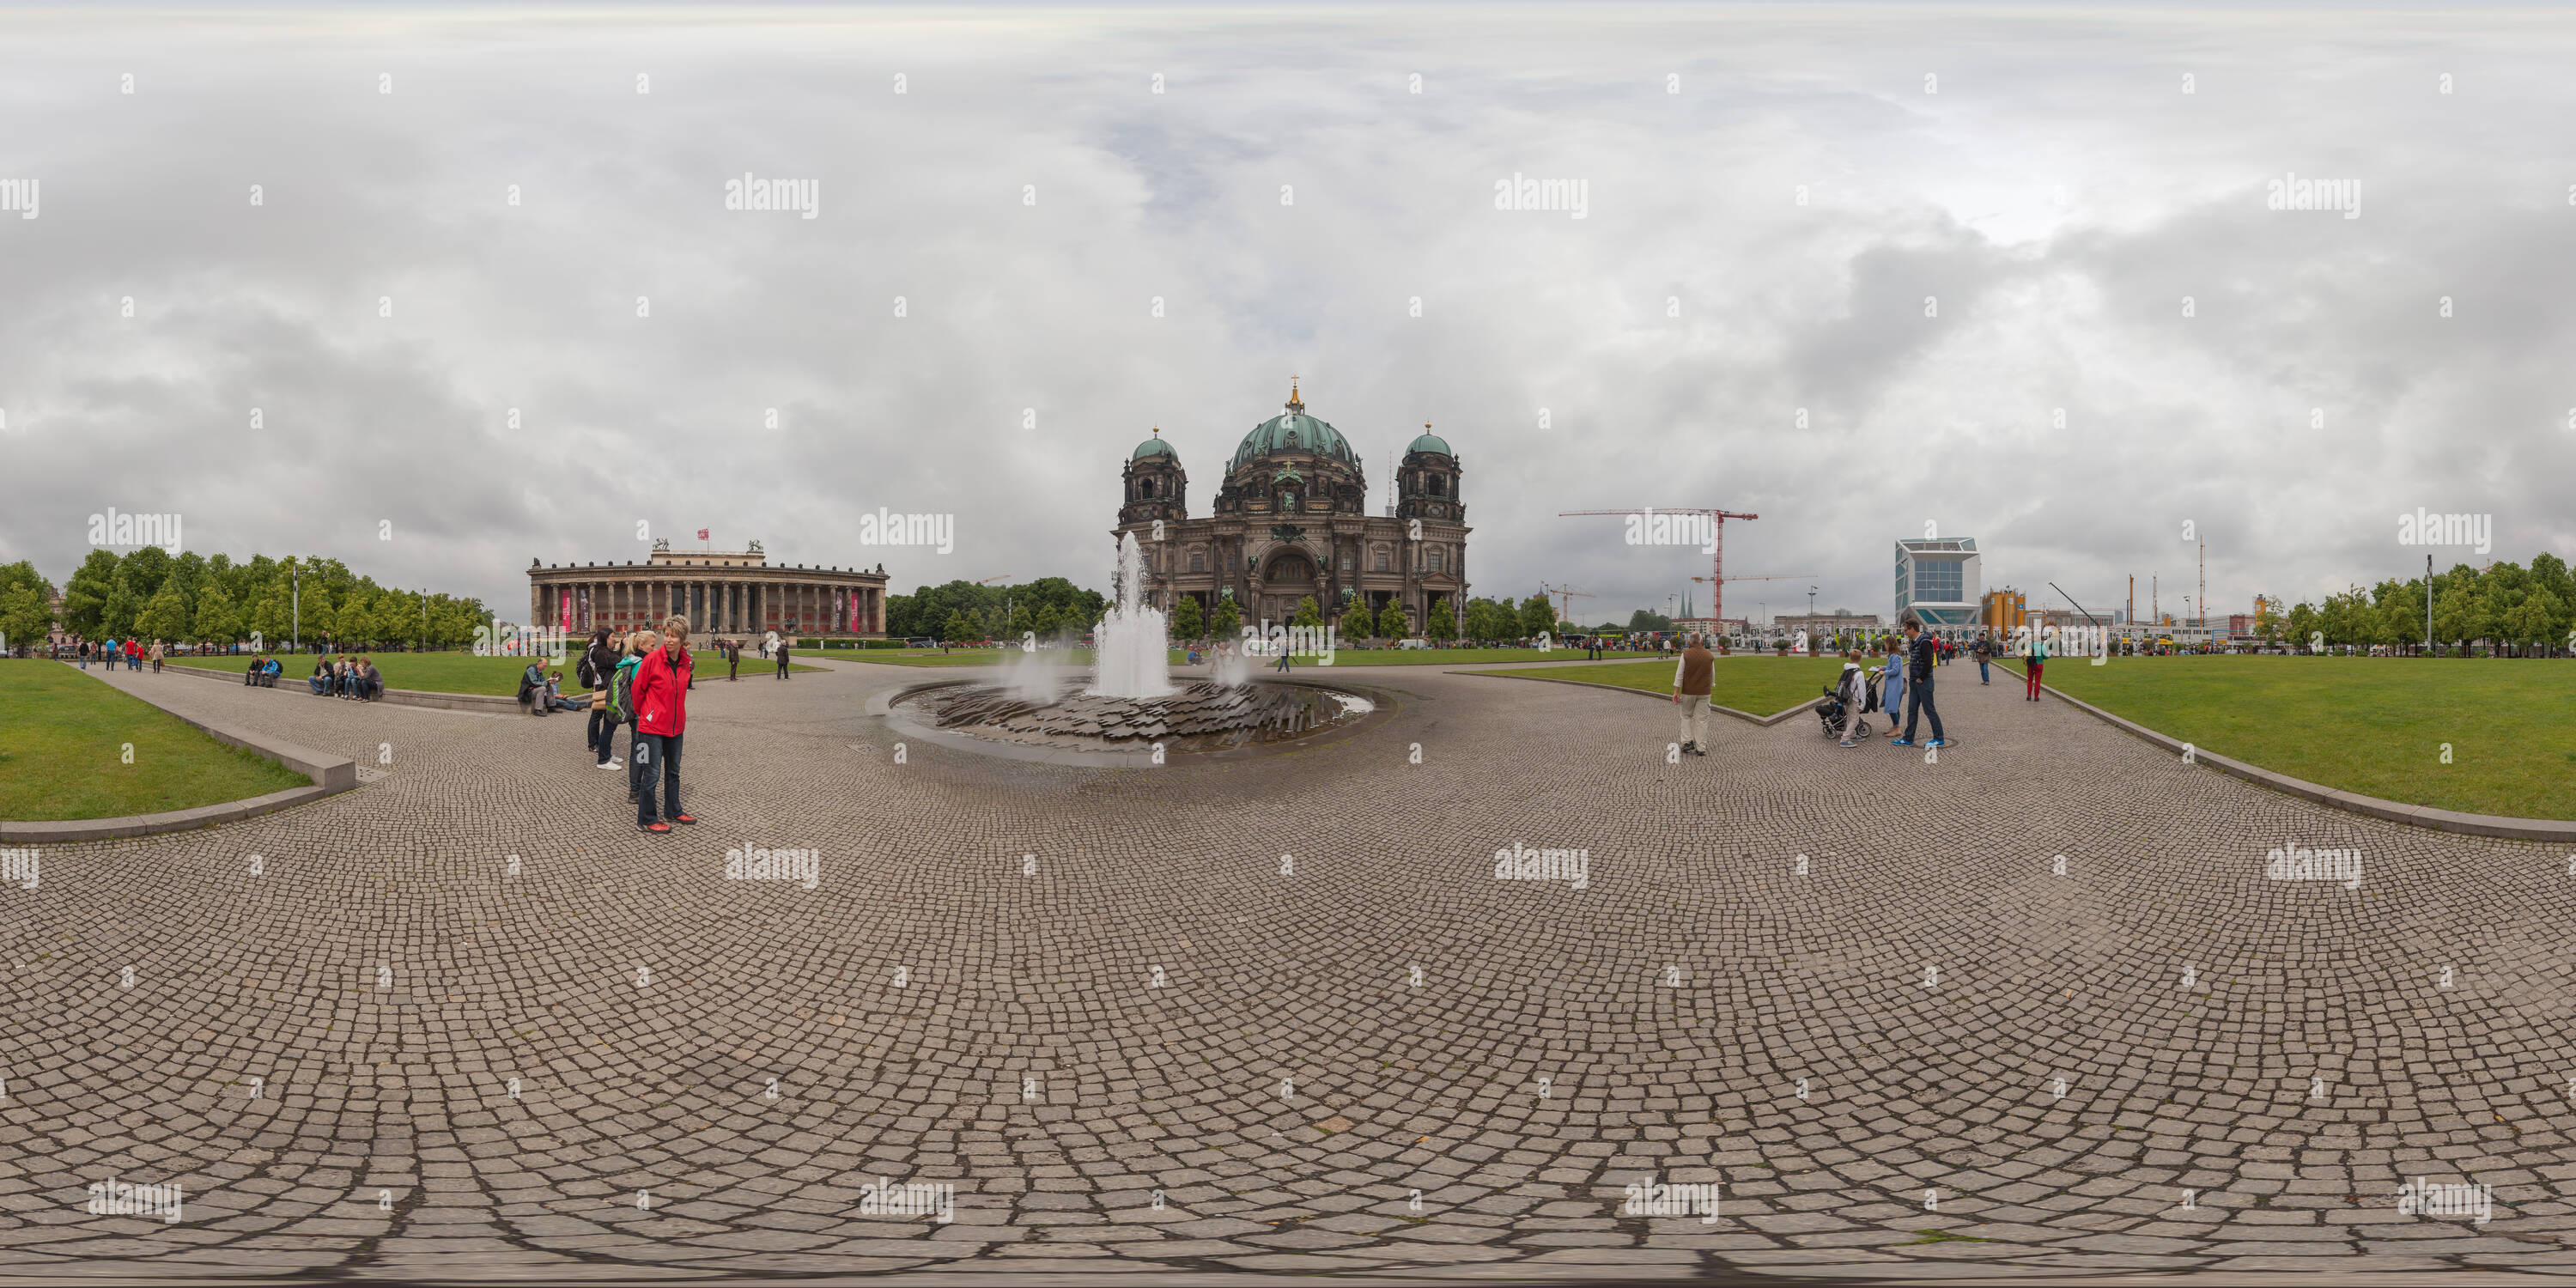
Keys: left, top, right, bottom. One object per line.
{"left": 1671, "top": 632, "right": 1715, "bottom": 756}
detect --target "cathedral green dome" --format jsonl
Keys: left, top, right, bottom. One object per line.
{"left": 1232, "top": 384, "right": 1356, "bottom": 470}
{"left": 1406, "top": 428, "right": 1452, "bottom": 456}
{"left": 1131, "top": 432, "right": 1176, "bottom": 462}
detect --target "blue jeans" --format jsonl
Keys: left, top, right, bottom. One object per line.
{"left": 1978, "top": 659, "right": 1990, "bottom": 682}
{"left": 635, "top": 732, "right": 683, "bottom": 826}
{"left": 1904, "top": 675, "right": 1946, "bottom": 744}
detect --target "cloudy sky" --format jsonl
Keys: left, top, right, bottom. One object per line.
{"left": 3, "top": 3, "right": 2571, "bottom": 625}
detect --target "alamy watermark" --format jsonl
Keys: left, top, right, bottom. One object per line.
{"left": 86, "top": 1177, "right": 182, "bottom": 1224}
{"left": 724, "top": 172, "right": 818, "bottom": 219}
{"left": 725, "top": 844, "right": 819, "bottom": 890}
{"left": 1623, "top": 507, "right": 1717, "bottom": 554}
{"left": 2266, "top": 172, "right": 2359, "bottom": 219}
{"left": 0, "top": 847, "right": 35, "bottom": 890}
{"left": 1621, "top": 1178, "right": 1720, "bottom": 1223}
{"left": 88, "top": 507, "right": 181, "bottom": 554}
{"left": 857, "top": 1177, "right": 955, "bottom": 1223}
{"left": 2265, "top": 843, "right": 2361, "bottom": 890}
{"left": 0, "top": 177, "right": 35, "bottom": 219}
{"left": 1493, "top": 173, "right": 1588, "bottom": 219}
{"left": 1493, "top": 841, "right": 1589, "bottom": 890}
{"left": 1244, "top": 621, "right": 1335, "bottom": 663}
{"left": 2397, "top": 507, "right": 2492, "bottom": 555}
{"left": 2397, "top": 1178, "right": 2493, "bottom": 1224}
{"left": 856, "top": 507, "right": 954, "bottom": 554}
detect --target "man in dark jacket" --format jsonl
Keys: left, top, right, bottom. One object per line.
{"left": 580, "top": 629, "right": 617, "bottom": 762}
{"left": 775, "top": 638, "right": 792, "bottom": 680}
{"left": 1891, "top": 616, "right": 1950, "bottom": 749}
{"left": 631, "top": 616, "right": 696, "bottom": 833}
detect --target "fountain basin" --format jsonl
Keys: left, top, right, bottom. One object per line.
{"left": 871, "top": 676, "right": 1394, "bottom": 767}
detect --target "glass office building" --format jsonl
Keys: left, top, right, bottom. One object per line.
{"left": 1894, "top": 538, "right": 1982, "bottom": 636}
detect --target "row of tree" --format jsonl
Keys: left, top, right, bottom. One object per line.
{"left": 3, "top": 548, "right": 490, "bottom": 653}
{"left": 2263, "top": 557, "right": 2574, "bottom": 655}
{"left": 884, "top": 578, "right": 1111, "bottom": 644}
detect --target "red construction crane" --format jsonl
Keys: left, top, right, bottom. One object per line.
{"left": 1559, "top": 507, "right": 1760, "bottom": 624}
{"left": 1539, "top": 581, "right": 1595, "bottom": 628}
{"left": 975, "top": 574, "right": 1012, "bottom": 585}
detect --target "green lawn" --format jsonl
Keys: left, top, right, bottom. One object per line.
{"left": 2017, "top": 655, "right": 2576, "bottom": 819}
{"left": 171, "top": 648, "right": 816, "bottom": 696}
{"left": 1471, "top": 656, "right": 1850, "bottom": 716}
{"left": 0, "top": 661, "right": 312, "bottom": 821}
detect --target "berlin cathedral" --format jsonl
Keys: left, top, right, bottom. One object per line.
{"left": 1115, "top": 383, "right": 1469, "bottom": 635}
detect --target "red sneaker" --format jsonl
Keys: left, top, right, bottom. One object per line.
{"left": 672, "top": 813, "right": 698, "bottom": 825}
{"left": 641, "top": 821, "right": 671, "bottom": 834}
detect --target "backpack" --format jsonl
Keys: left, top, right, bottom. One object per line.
{"left": 611, "top": 661, "right": 638, "bottom": 724}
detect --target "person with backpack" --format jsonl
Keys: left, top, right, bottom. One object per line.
{"left": 615, "top": 630, "right": 652, "bottom": 792}
{"left": 1973, "top": 632, "right": 1994, "bottom": 684}
{"left": 775, "top": 637, "right": 792, "bottom": 679}
{"left": 630, "top": 616, "right": 696, "bottom": 834}
{"left": 580, "top": 629, "right": 617, "bottom": 763}
{"left": 2024, "top": 627, "right": 2049, "bottom": 701}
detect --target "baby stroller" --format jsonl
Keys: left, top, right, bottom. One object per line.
{"left": 1817, "top": 666, "right": 1881, "bottom": 741}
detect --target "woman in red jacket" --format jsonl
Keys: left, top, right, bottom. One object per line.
{"left": 630, "top": 616, "right": 698, "bottom": 834}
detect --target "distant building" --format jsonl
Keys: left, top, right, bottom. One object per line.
{"left": 1980, "top": 588, "right": 2028, "bottom": 635}
{"left": 1776, "top": 610, "right": 1882, "bottom": 639}
{"left": 2227, "top": 613, "right": 2256, "bottom": 637}
{"left": 1894, "top": 538, "right": 1981, "bottom": 638}
{"left": 529, "top": 544, "right": 888, "bottom": 640}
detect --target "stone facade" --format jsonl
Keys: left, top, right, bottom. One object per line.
{"left": 1115, "top": 386, "right": 1470, "bottom": 636}
{"left": 527, "top": 543, "right": 889, "bottom": 640}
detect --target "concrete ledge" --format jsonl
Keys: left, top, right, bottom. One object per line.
{"left": 1466, "top": 671, "right": 1821, "bottom": 726}
{"left": 164, "top": 661, "right": 519, "bottom": 713}
{"left": 2033, "top": 672, "right": 2576, "bottom": 842}
{"left": 1, "top": 666, "right": 361, "bottom": 843}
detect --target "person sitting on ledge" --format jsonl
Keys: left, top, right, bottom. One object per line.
{"left": 309, "top": 656, "right": 331, "bottom": 695}
{"left": 356, "top": 657, "right": 384, "bottom": 702}
{"left": 520, "top": 659, "right": 550, "bottom": 715}
{"left": 259, "top": 656, "right": 283, "bottom": 687}
{"left": 245, "top": 655, "right": 264, "bottom": 685}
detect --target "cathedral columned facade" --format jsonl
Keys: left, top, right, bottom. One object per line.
{"left": 1115, "top": 384, "right": 1469, "bottom": 635}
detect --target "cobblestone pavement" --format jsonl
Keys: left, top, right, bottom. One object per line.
{"left": 4, "top": 656, "right": 2573, "bottom": 1283}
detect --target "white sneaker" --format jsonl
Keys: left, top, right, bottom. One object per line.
{"left": 601, "top": 759, "right": 623, "bottom": 770}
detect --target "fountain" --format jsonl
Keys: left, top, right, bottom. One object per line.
{"left": 1087, "top": 534, "right": 1175, "bottom": 699}
{"left": 876, "top": 535, "right": 1386, "bottom": 761}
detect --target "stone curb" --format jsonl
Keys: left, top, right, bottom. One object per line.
{"left": 162, "top": 660, "right": 519, "bottom": 713}
{"left": 1464, "top": 671, "right": 1820, "bottom": 726}
{"left": 1, "top": 666, "right": 361, "bottom": 843}
{"left": 2024, "top": 667, "right": 2576, "bottom": 842}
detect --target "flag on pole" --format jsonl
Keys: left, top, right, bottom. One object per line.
{"left": 697, "top": 528, "right": 710, "bottom": 540}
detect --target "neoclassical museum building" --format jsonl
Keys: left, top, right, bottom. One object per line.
{"left": 526, "top": 542, "right": 889, "bottom": 640}
{"left": 1116, "top": 384, "right": 1469, "bottom": 635}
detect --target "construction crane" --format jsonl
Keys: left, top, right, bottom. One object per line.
{"left": 975, "top": 574, "right": 1012, "bottom": 585}
{"left": 1560, "top": 507, "right": 1760, "bottom": 623}
{"left": 1539, "top": 582, "right": 1595, "bottom": 629}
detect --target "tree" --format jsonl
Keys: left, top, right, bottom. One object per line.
{"left": 0, "top": 561, "right": 53, "bottom": 653}
{"left": 1207, "top": 596, "right": 1242, "bottom": 641}
{"left": 1627, "top": 607, "right": 1673, "bottom": 634}
{"left": 136, "top": 582, "right": 191, "bottom": 645}
{"left": 2507, "top": 587, "right": 2561, "bottom": 656}
{"left": 1169, "top": 594, "right": 1204, "bottom": 642}
{"left": 191, "top": 583, "right": 239, "bottom": 646}
{"left": 1292, "top": 595, "right": 1321, "bottom": 629}
{"left": 1518, "top": 594, "right": 1552, "bottom": 641}
{"left": 60, "top": 549, "right": 120, "bottom": 639}
{"left": 940, "top": 609, "right": 976, "bottom": 646}
{"left": 1380, "top": 599, "right": 1412, "bottom": 640}
{"left": 101, "top": 580, "right": 143, "bottom": 641}
{"left": 1462, "top": 598, "right": 1500, "bottom": 644}
{"left": 2433, "top": 580, "right": 2481, "bottom": 657}
{"left": 1425, "top": 596, "right": 1456, "bottom": 642}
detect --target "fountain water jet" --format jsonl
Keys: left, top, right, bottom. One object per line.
{"left": 1088, "top": 533, "right": 1174, "bottom": 699}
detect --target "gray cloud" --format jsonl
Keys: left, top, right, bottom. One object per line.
{"left": 3, "top": 7, "right": 2571, "bottom": 628}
